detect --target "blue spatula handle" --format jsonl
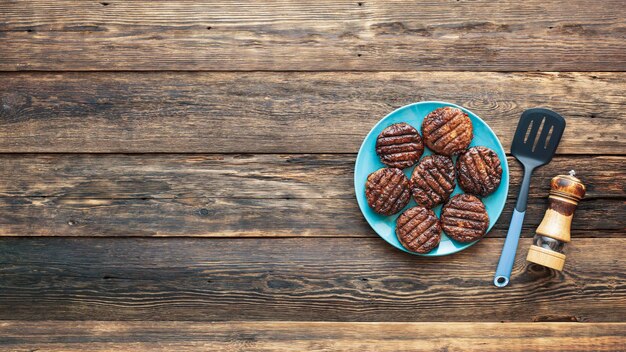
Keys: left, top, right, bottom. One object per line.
{"left": 494, "top": 209, "right": 525, "bottom": 287}
{"left": 494, "top": 166, "right": 533, "bottom": 287}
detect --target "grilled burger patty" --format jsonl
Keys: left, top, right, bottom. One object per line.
{"left": 410, "top": 155, "right": 456, "bottom": 208}
{"left": 440, "top": 194, "right": 489, "bottom": 242}
{"left": 365, "top": 168, "right": 411, "bottom": 216}
{"left": 375, "top": 123, "right": 425, "bottom": 169}
{"left": 457, "top": 146, "right": 503, "bottom": 197}
{"left": 396, "top": 206, "right": 442, "bottom": 253}
{"left": 421, "top": 107, "right": 473, "bottom": 156}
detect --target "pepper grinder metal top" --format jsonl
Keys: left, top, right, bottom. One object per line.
{"left": 526, "top": 171, "right": 586, "bottom": 271}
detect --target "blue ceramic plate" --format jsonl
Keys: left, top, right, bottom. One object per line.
{"left": 355, "top": 101, "right": 509, "bottom": 256}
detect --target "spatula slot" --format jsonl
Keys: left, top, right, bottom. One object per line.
{"left": 544, "top": 125, "right": 554, "bottom": 149}
{"left": 523, "top": 119, "right": 534, "bottom": 143}
{"left": 531, "top": 117, "right": 546, "bottom": 152}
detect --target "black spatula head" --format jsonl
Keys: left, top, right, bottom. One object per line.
{"left": 511, "top": 108, "right": 566, "bottom": 168}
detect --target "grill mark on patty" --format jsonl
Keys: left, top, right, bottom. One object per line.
{"left": 457, "top": 147, "right": 502, "bottom": 196}
{"left": 449, "top": 128, "right": 472, "bottom": 154}
{"left": 441, "top": 194, "right": 489, "bottom": 242}
{"left": 423, "top": 108, "right": 472, "bottom": 156}
{"left": 381, "top": 151, "right": 420, "bottom": 162}
{"left": 449, "top": 199, "right": 486, "bottom": 214}
{"left": 369, "top": 171, "right": 390, "bottom": 208}
{"left": 428, "top": 162, "right": 454, "bottom": 194}
{"left": 440, "top": 130, "right": 468, "bottom": 156}
{"left": 377, "top": 134, "right": 422, "bottom": 145}
{"left": 401, "top": 208, "right": 429, "bottom": 235}
{"left": 416, "top": 235, "right": 439, "bottom": 252}
{"left": 404, "top": 222, "right": 424, "bottom": 244}
{"left": 411, "top": 156, "right": 455, "bottom": 208}
{"left": 390, "top": 186, "right": 411, "bottom": 214}
{"left": 442, "top": 225, "right": 485, "bottom": 236}
{"left": 477, "top": 148, "right": 499, "bottom": 185}
{"left": 432, "top": 115, "right": 463, "bottom": 142}
{"left": 407, "top": 231, "right": 428, "bottom": 249}
{"left": 464, "top": 152, "right": 483, "bottom": 191}
{"left": 433, "top": 160, "right": 455, "bottom": 186}
{"left": 398, "top": 206, "right": 428, "bottom": 233}
{"left": 426, "top": 110, "right": 460, "bottom": 138}
{"left": 405, "top": 214, "right": 435, "bottom": 240}
{"left": 445, "top": 204, "right": 486, "bottom": 217}
{"left": 430, "top": 115, "right": 466, "bottom": 147}
{"left": 410, "top": 219, "right": 440, "bottom": 247}
{"left": 388, "top": 174, "right": 409, "bottom": 213}
{"left": 423, "top": 166, "right": 446, "bottom": 198}
{"left": 441, "top": 215, "right": 487, "bottom": 230}
{"left": 366, "top": 168, "right": 411, "bottom": 215}
{"left": 421, "top": 221, "right": 442, "bottom": 245}
{"left": 411, "top": 166, "right": 435, "bottom": 204}
{"left": 416, "top": 179, "right": 437, "bottom": 207}
{"left": 439, "top": 124, "right": 471, "bottom": 154}
{"left": 456, "top": 127, "right": 472, "bottom": 145}
{"left": 377, "top": 172, "right": 403, "bottom": 213}
{"left": 422, "top": 225, "right": 440, "bottom": 248}
{"left": 444, "top": 207, "right": 489, "bottom": 221}
{"left": 376, "top": 123, "right": 424, "bottom": 168}
{"left": 396, "top": 206, "right": 441, "bottom": 253}
{"left": 471, "top": 151, "right": 494, "bottom": 192}
{"left": 412, "top": 174, "right": 436, "bottom": 206}
{"left": 378, "top": 141, "right": 421, "bottom": 152}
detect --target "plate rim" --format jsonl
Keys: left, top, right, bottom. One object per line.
{"left": 354, "top": 100, "right": 510, "bottom": 257}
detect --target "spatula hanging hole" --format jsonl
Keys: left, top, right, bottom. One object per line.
{"left": 544, "top": 125, "right": 554, "bottom": 149}
{"left": 532, "top": 117, "right": 546, "bottom": 152}
{"left": 495, "top": 276, "right": 509, "bottom": 287}
{"left": 523, "top": 119, "right": 534, "bottom": 143}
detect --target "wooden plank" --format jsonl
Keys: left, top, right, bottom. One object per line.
{"left": 0, "top": 72, "right": 623, "bottom": 154}
{"left": 1, "top": 1, "right": 624, "bottom": 71}
{"left": 0, "top": 237, "right": 623, "bottom": 321}
{"left": 1, "top": 196, "right": 621, "bottom": 237}
{"left": 1, "top": 154, "right": 621, "bottom": 200}
{"left": 0, "top": 154, "right": 622, "bottom": 237}
{"left": 1, "top": 321, "right": 624, "bottom": 352}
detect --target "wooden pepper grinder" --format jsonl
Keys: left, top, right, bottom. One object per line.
{"left": 526, "top": 170, "right": 586, "bottom": 271}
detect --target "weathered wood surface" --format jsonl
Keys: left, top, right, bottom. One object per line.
{"left": 0, "top": 237, "right": 623, "bottom": 322}
{"left": 1, "top": 72, "right": 623, "bottom": 154}
{"left": 1, "top": 0, "right": 624, "bottom": 349}
{"left": 2, "top": 196, "right": 621, "bottom": 237}
{"left": 1, "top": 154, "right": 621, "bottom": 199}
{"left": 1, "top": 1, "right": 625, "bottom": 71}
{"left": 1, "top": 321, "right": 624, "bottom": 352}
{"left": 0, "top": 154, "right": 623, "bottom": 237}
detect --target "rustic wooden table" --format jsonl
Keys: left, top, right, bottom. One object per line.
{"left": 1, "top": 1, "right": 625, "bottom": 351}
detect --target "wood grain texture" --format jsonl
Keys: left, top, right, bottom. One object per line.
{"left": 0, "top": 154, "right": 622, "bottom": 237}
{"left": 1, "top": 72, "right": 623, "bottom": 154}
{"left": 1, "top": 321, "right": 624, "bottom": 352}
{"left": 1, "top": 1, "right": 623, "bottom": 348}
{"left": 2, "top": 155, "right": 621, "bottom": 200}
{"left": 2, "top": 196, "right": 621, "bottom": 237}
{"left": 1, "top": 1, "right": 625, "bottom": 71}
{"left": 0, "top": 237, "right": 624, "bottom": 322}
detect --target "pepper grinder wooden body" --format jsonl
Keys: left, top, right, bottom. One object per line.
{"left": 526, "top": 171, "right": 586, "bottom": 271}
